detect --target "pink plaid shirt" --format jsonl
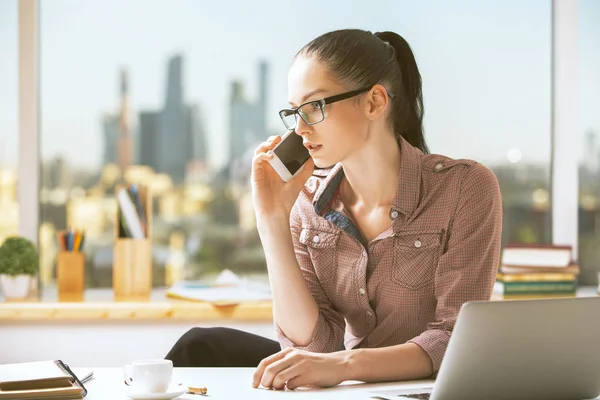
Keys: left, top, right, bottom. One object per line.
{"left": 275, "top": 136, "right": 503, "bottom": 375}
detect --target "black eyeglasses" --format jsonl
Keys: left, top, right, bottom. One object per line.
{"left": 279, "top": 87, "right": 396, "bottom": 130}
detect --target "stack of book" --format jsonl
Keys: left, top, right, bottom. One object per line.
{"left": 0, "top": 360, "right": 90, "bottom": 399}
{"left": 495, "top": 244, "right": 579, "bottom": 298}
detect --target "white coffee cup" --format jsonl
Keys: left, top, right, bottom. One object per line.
{"left": 124, "top": 359, "right": 173, "bottom": 393}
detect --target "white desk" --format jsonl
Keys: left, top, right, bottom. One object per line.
{"left": 77, "top": 367, "right": 435, "bottom": 399}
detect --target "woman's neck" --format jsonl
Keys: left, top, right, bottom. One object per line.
{"left": 341, "top": 131, "right": 401, "bottom": 210}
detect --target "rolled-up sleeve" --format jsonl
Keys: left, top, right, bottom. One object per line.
{"left": 275, "top": 205, "right": 346, "bottom": 353}
{"left": 408, "top": 163, "right": 503, "bottom": 374}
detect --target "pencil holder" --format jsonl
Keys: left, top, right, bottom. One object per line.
{"left": 56, "top": 251, "right": 85, "bottom": 302}
{"left": 113, "top": 238, "right": 152, "bottom": 301}
{"left": 113, "top": 184, "right": 153, "bottom": 301}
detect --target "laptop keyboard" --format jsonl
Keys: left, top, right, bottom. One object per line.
{"left": 400, "top": 393, "right": 431, "bottom": 399}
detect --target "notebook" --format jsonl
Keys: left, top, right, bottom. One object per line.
{"left": 166, "top": 281, "right": 272, "bottom": 305}
{"left": 0, "top": 360, "right": 87, "bottom": 399}
{"left": 166, "top": 269, "right": 272, "bottom": 306}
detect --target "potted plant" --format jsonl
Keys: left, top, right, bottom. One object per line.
{"left": 0, "top": 236, "right": 38, "bottom": 300}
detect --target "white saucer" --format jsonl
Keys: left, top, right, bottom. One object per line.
{"left": 124, "top": 383, "right": 188, "bottom": 400}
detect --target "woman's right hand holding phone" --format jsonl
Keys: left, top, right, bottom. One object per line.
{"left": 251, "top": 135, "right": 314, "bottom": 222}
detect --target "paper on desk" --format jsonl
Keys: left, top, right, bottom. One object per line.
{"left": 214, "top": 269, "right": 241, "bottom": 285}
{"left": 166, "top": 269, "right": 271, "bottom": 306}
{"left": 167, "top": 285, "right": 272, "bottom": 305}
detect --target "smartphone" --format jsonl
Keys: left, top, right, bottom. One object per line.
{"left": 267, "top": 130, "right": 311, "bottom": 182}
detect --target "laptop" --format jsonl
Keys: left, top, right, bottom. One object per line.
{"left": 371, "top": 297, "right": 600, "bottom": 400}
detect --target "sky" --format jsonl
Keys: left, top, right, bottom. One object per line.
{"left": 0, "top": 0, "right": 598, "bottom": 171}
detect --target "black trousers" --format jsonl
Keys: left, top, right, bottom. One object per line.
{"left": 165, "top": 327, "right": 282, "bottom": 367}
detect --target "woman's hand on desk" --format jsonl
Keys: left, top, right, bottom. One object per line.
{"left": 252, "top": 347, "right": 350, "bottom": 390}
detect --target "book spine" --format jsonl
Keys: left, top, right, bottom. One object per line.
{"left": 503, "top": 282, "right": 576, "bottom": 294}
{"left": 497, "top": 272, "right": 578, "bottom": 282}
{"left": 500, "top": 265, "right": 580, "bottom": 274}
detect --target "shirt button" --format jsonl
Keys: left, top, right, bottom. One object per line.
{"left": 435, "top": 163, "right": 443, "bottom": 171}
{"left": 312, "top": 235, "right": 320, "bottom": 243}
{"left": 414, "top": 240, "right": 422, "bottom": 248}
{"left": 390, "top": 210, "right": 399, "bottom": 219}
{"left": 359, "top": 288, "right": 366, "bottom": 296}
{"left": 366, "top": 311, "right": 373, "bottom": 317}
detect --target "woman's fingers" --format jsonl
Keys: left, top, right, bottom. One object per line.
{"left": 251, "top": 152, "right": 275, "bottom": 177}
{"left": 254, "top": 135, "right": 281, "bottom": 156}
{"left": 252, "top": 348, "right": 294, "bottom": 388}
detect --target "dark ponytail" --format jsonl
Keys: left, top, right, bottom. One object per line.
{"left": 374, "top": 32, "right": 427, "bottom": 154}
{"left": 298, "top": 29, "right": 429, "bottom": 154}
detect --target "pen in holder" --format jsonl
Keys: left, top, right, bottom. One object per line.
{"left": 113, "top": 184, "right": 152, "bottom": 301}
{"left": 56, "top": 229, "right": 86, "bottom": 302}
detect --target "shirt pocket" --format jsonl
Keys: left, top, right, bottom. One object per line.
{"left": 391, "top": 230, "right": 442, "bottom": 290}
{"left": 299, "top": 228, "right": 340, "bottom": 283}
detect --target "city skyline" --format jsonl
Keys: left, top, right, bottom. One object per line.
{"left": 0, "top": 0, "right": 599, "bottom": 172}
{"left": 102, "top": 53, "right": 600, "bottom": 186}
{"left": 0, "top": 1, "right": 599, "bottom": 288}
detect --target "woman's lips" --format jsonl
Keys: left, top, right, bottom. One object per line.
{"left": 304, "top": 143, "right": 322, "bottom": 152}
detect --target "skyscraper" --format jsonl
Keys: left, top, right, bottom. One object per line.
{"left": 188, "top": 104, "right": 207, "bottom": 162}
{"left": 102, "top": 69, "right": 133, "bottom": 172}
{"left": 136, "top": 54, "right": 207, "bottom": 183}
{"left": 159, "top": 55, "right": 192, "bottom": 182}
{"left": 229, "top": 60, "right": 269, "bottom": 163}
{"left": 229, "top": 80, "right": 250, "bottom": 163}
{"left": 118, "top": 68, "right": 133, "bottom": 172}
{"left": 257, "top": 60, "right": 268, "bottom": 136}
{"left": 102, "top": 113, "right": 119, "bottom": 166}
{"left": 139, "top": 111, "right": 161, "bottom": 172}
{"left": 42, "top": 156, "right": 72, "bottom": 189}
{"left": 583, "top": 130, "right": 598, "bottom": 174}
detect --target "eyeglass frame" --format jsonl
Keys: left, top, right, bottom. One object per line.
{"left": 278, "top": 86, "right": 396, "bottom": 130}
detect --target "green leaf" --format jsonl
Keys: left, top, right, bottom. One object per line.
{"left": 0, "top": 236, "right": 39, "bottom": 276}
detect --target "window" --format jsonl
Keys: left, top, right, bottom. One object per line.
{"left": 40, "top": 1, "right": 551, "bottom": 290}
{"left": 0, "top": 0, "right": 20, "bottom": 244}
{"left": 578, "top": 0, "right": 600, "bottom": 285}
{"left": 414, "top": 2, "right": 552, "bottom": 247}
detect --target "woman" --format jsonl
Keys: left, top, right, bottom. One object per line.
{"left": 166, "top": 29, "right": 502, "bottom": 390}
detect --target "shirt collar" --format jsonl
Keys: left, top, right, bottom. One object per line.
{"left": 391, "top": 135, "right": 423, "bottom": 218}
{"left": 313, "top": 163, "right": 345, "bottom": 216}
{"left": 312, "top": 136, "right": 423, "bottom": 218}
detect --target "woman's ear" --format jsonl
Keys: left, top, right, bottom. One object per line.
{"left": 365, "top": 84, "right": 390, "bottom": 120}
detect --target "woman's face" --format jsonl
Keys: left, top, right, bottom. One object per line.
{"left": 287, "top": 55, "right": 373, "bottom": 168}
